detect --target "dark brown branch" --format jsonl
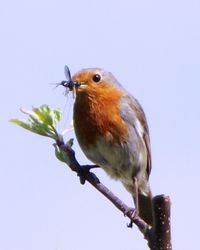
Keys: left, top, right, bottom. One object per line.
{"left": 57, "top": 139, "right": 172, "bottom": 249}
{"left": 148, "top": 195, "right": 172, "bottom": 250}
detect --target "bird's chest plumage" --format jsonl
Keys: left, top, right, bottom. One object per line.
{"left": 73, "top": 88, "right": 146, "bottom": 183}
{"left": 73, "top": 88, "right": 128, "bottom": 146}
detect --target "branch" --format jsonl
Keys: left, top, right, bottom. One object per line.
{"left": 149, "top": 196, "right": 172, "bottom": 250}
{"left": 57, "top": 137, "right": 172, "bottom": 249}
{"left": 57, "top": 138, "right": 151, "bottom": 236}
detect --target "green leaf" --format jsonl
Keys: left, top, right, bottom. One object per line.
{"left": 32, "top": 105, "right": 60, "bottom": 127}
{"left": 11, "top": 105, "right": 75, "bottom": 166}
{"left": 10, "top": 105, "right": 62, "bottom": 140}
{"left": 10, "top": 118, "right": 51, "bottom": 137}
{"left": 52, "top": 109, "right": 62, "bottom": 126}
{"left": 53, "top": 143, "right": 66, "bottom": 162}
{"left": 10, "top": 119, "right": 34, "bottom": 131}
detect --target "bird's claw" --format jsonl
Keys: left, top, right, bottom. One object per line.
{"left": 78, "top": 171, "right": 86, "bottom": 185}
{"left": 77, "top": 165, "right": 100, "bottom": 184}
{"left": 124, "top": 207, "right": 137, "bottom": 228}
{"left": 127, "top": 221, "right": 133, "bottom": 228}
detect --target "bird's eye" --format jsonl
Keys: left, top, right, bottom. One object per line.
{"left": 92, "top": 74, "right": 101, "bottom": 83}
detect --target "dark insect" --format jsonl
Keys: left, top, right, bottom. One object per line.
{"left": 52, "top": 65, "right": 80, "bottom": 97}
{"left": 59, "top": 65, "right": 76, "bottom": 91}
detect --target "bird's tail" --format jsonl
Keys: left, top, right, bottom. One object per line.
{"left": 137, "top": 191, "right": 153, "bottom": 226}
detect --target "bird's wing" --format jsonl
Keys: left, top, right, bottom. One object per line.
{"left": 119, "top": 94, "right": 152, "bottom": 178}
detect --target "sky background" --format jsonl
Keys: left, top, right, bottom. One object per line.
{"left": 1, "top": 0, "right": 200, "bottom": 249}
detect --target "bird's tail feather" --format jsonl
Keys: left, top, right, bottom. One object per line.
{"left": 137, "top": 191, "right": 153, "bottom": 226}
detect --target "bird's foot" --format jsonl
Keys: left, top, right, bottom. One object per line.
{"left": 77, "top": 165, "right": 100, "bottom": 184}
{"left": 124, "top": 207, "right": 137, "bottom": 228}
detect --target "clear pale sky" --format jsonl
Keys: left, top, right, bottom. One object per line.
{"left": 1, "top": 1, "right": 200, "bottom": 249}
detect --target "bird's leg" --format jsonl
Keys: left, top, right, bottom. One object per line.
{"left": 124, "top": 207, "right": 137, "bottom": 228}
{"left": 125, "top": 177, "right": 139, "bottom": 228}
{"left": 133, "top": 177, "right": 139, "bottom": 214}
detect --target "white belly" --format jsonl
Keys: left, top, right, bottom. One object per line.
{"left": 82, "top": 134, "right": 147, "bottom": 187}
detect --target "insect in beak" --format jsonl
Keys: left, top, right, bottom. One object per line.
{"left": 57, "top": 65, "right": 80, "bottom": 98}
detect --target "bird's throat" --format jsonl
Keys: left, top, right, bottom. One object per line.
{"left": 73, "top": 86, "right": 128, "bottom": 147}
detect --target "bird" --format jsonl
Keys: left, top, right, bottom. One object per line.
{"left": 64, "top": 67, "right": 153, "bottom": 226}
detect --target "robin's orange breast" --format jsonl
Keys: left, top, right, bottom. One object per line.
{"left": 73, "top": 83, "right": 128, "bottom": 147}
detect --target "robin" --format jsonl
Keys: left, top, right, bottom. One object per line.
{"left": 61, "top": 66, "right": 153, "bottom": 226}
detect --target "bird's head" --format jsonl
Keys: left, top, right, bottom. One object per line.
{"left": 60, "top": 66, "right": 123, "bottom": 96}
{"left": 71, "top": 68, "right": 124, "bottom": 97}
